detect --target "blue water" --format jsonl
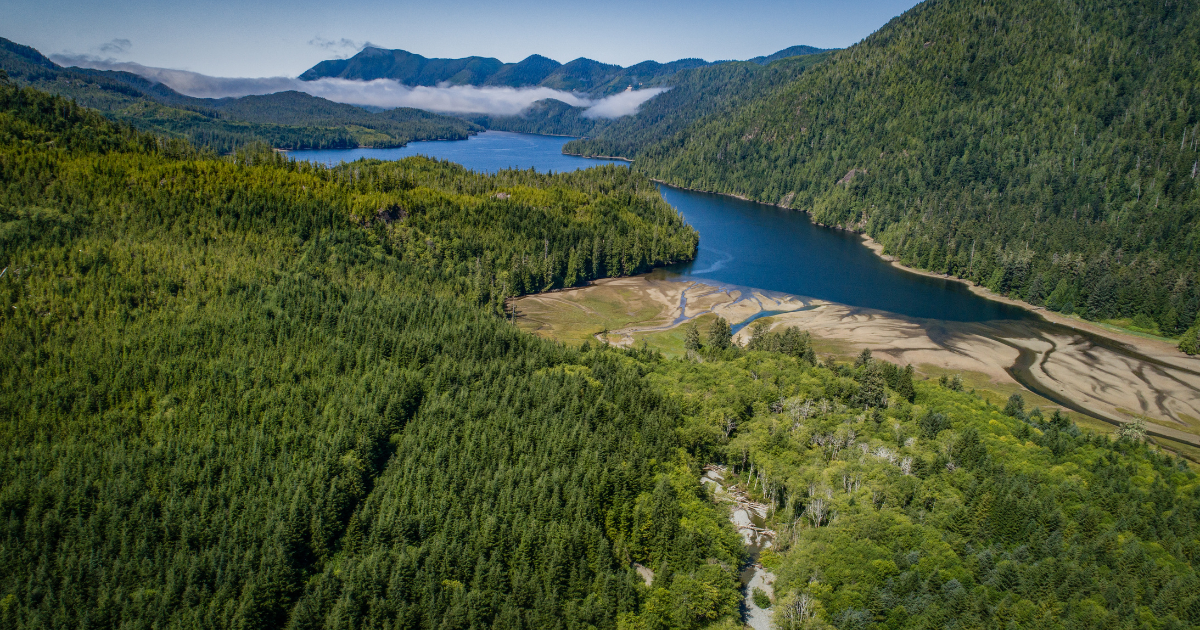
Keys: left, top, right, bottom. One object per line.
{"left": 657, "top": 188, "right": 1030, "bottom": 322}
{"left": 292, "top": 132, "right": 1028, "bottom": 322}
{"left": 289, "top": 130, "right": 628, "bottom": 173}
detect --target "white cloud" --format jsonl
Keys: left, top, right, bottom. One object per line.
{"left": 308, "top": 37, "right": 374, "bottom": 59}
{"left": 581, "top": 87, "right": 669, "bottom": 118}
{"left": 49, "top": 55, "right": 666, "bottom": 118}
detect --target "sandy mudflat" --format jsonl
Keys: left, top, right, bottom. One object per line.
{"left": 515, "top": 273, "right": 1200, "bottom": 446}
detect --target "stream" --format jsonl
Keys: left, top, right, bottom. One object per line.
{"left": 702, "top": 465, "right": 777, "bottom": 630}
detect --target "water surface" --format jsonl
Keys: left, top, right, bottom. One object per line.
{"left": 657, "top": 188, "right": 1030, "bottom": 322}
{"left": 290, "top": 130, "right": 627, "bottom": 173}
{"left": 293, "top": 132, "right": 1027, "bottom": 322}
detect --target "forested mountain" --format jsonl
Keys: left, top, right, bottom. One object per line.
{"left": 747, "top": 45, "right": 829, "bottom": 65}
{"left": 475, "top": 53, "right": 832, "bottom": 143}
{"left": 0, "top": 78, "right": 725, "bottom": 629}
{"left": 299, "top": 46, "right": 828, "bottom": 96}
{"left": 0, "top": 37, "right": 479, "bottom": 152}
{"left": 4, "top": 76, "right": 1199, "bottom": 629}
{"left": 632, "top": 0, "right": 1200, "bottom": 337}
{"left": 560, "top": 52, "right": 833, "bottom": 159}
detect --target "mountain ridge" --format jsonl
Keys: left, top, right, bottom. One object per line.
{"left": 298, "top": 45, "right": 830, "bottom": 95}
{"left": 0, "top": 37, "right": 479, "bottom": 152}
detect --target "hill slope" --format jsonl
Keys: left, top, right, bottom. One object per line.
{"left": 562, "top": 52, "right": 834, "bottom": 159}
{"left": 636, "top": 0, "right": 1200, "bottom": 336}
{"left": 0, "top": 78, "right": 742, "bottom": 629}
{"left": 0, "top": 37, "right": 479, "bottom": 152}
{"left": 3, "top": 77, "right": 1199, "bottom": 630}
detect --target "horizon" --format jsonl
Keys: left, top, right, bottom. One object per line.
{"left": 4, "top": 0, "right": 919, "bottom": 78}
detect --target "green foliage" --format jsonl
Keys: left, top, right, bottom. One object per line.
{"left": 1004, "top": 393, "right": 1027, "bottom": 419}
{"left": 635, "top": 0, "right": 1200, "bottom": 334}
{"left": 684, "top": 322, "right": 702, "bottom": 352}
{"left": 752, "top": 587, "right": 772, "bottom": 609}
{"left": 1180, "top": 324, "right": 1200, "bottom": 355}
{"left": 0, "top": 80, "right": 731, "bottom": 629}
{"left": 643, "top": 331, "right": 1200, "bottom": 630}
{"left": 707, "top": 316, "right": 732, "bottom": 350}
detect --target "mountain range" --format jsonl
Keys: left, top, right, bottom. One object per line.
{"left": 298, "top": 45, "right": 829, "bottom": 95}
{"left": 0, "top": 37, "right": 479, "bottom": 152}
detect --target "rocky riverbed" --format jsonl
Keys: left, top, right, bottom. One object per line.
{"left": 702, "top": 465, "right": 777, "bottom": 630}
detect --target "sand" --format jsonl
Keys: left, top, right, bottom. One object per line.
{"left": 514, "top": 273, "right": 1200, "bottom": 447}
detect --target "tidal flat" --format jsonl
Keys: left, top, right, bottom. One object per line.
{"left": 514, "top": 272, "right": 1200, "bottom": 454}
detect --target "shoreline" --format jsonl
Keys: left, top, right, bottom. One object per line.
{"left": 639, "top": 176, "right": 1188, "bottom": 360}
{"left": 855, "top": 234, "right": 1189, "bottom": 357}
{"left": 563, "top": 152, "right": 634, "bottom": 162}
{"left": 514, "top": 273, "right": 1200, "bottom": 452}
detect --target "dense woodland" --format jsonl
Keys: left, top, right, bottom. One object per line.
{"left": 0, "top": 38, "right": 479, "bottom": 153}
{"left": 3, "top": 75, "right": 1199, "bottom": 629}
{"left": 0, "top": 79, "right": 718, "bottom": 629}
{"left": 659, "top": 324, "right": 1200, "bottom": 629}
{"left": 559, "top": 53, "right": 832, "bottom": 159}
{"left": 630, "top": 0, "right": 1200, "bottom": 341}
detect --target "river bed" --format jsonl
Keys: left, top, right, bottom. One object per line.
{"left": 701, "top": 465, "right": 777, "bottom": 629}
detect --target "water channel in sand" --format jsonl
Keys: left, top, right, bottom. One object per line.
{"left": 294, "top": 132, "right": 1200, "bottom": 447}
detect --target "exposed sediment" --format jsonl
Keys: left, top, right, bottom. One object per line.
{"left": 514, "top": 273, "right": 1200, "bottom": 447}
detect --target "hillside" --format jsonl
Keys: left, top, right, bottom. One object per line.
{"left": 562, "top": 52, "right": 833, "bottom": 159}
{"left": 646, "top": 333, "right": 1200, "bottom": 629}
{"left": 634, "top": 0, "right": 1200, "bottom": 338}
{"left": 4, "top": 76, "right": 1199, "bottom": 630}
{"left": 0, "top": 37, "right": 479, "bottom": 152}
{"left": 474, "top": 53, "right": 832, "bottom": 142}
{"left": 299, "top": 45, "right": 828, "bottom": 96}
{"left": 0, "top": 78, "right": 726, "bottom": 629}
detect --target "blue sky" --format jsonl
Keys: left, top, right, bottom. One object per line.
{"left": 6, "top": 0, "right": 920, "bottom": 77}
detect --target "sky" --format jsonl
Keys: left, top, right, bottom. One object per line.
{"left": 5, "top": 0, "right": 921, "bottom": 78}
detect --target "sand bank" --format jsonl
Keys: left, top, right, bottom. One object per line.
{"left": 514, "top": 274, "right": 1200, "bottom": 447}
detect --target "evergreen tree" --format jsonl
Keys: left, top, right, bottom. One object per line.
{"left": 707, "top": 317, "right": 732, "bottom": 350}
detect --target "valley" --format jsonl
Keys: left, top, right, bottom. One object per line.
{"left": 4, "top": 0, "right": 1200, "bottom": 627}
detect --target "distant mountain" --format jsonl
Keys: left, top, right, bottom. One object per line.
{"left": 298, "top": 46, "right": 828, "bottom": 95}
{"left": 748, "top": 45, "right": 829, "bottom": 65}
{"left": 0, "top": 37, "right": 479, "bottom": 152}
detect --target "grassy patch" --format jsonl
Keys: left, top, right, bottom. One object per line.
{"left": 514, "top": 282, "right": 673, "bottom": 346}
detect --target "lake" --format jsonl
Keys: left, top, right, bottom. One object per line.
{"left": 291, "top": 130, "right": 628, "bottom": 173}
{"left": 292, "top": 131, "right": 1029, "bottom": 322}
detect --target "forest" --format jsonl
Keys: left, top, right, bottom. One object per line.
{"left": 4, "top": 75, "right": 1200, "bottom": 630}
{"left": 0, "top": 78, "right": 722, "bottom": 629}
{"left": 629, "top": 0, "right": 1200, "bottom": 342}
{"left": 653, "top": 322, "right": 1200, "bottom": 629}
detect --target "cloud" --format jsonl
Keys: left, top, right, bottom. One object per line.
{"left": 307, "top": 81, "right": 593, "bottom": 115}
{"left": 49, "top": 55, "right": 666, "bottom": 118}
{"left": 51, "top": 55, "right": 298, "bottom": 97}
{"left": 308, "top": 37, "right": 373, "bottom": 59}
{"left": 581, "top": 87, "right": 670, "bottom": 119}
{"left": 98, "top": 38, "right": 131, "bottom": 55}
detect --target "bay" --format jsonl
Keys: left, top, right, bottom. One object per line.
{"left": 293, "top": 130, "right": 1028, "bottom": 322}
